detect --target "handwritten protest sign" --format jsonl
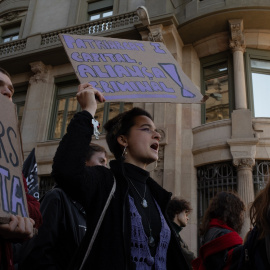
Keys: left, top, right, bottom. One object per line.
{"left": 60, "top": 34, "right": 203, "bottom": 103}
{"left": 0, "top": 94, "right": 28, "bottom": 223}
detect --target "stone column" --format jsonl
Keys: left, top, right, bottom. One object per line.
{"left": 227, "top": 110, "right": 258, "bottom": 238}
{"left": 21, "top": 61, "right": 52, "bottom": 153}
{"left": 233, "top": 158, "right": 256, "bottom": 236}
{"left": 228, "top": 19, "right": 258, "bottom": 237}
{"left": 229, "top": 19, "right": 247, "bottom": 109}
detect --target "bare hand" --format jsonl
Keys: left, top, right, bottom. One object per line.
{"left": 77, "top": 83, "right": 105, "bottom": 116}
{"left": 0, "top": 215, "right": 35, "bottom": 241}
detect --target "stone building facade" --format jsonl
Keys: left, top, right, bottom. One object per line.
{"left": 1, "top": 0, "right": 270, "bottom": 255}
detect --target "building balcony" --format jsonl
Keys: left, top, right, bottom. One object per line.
{"left": 0, "top": 10, "right": 142, "bottom": 74}
{"left": 192, "top": 116, "right": 270, "bottom": 167}
{"left": 178, "top": 0, "right": 270, "bottom": 45}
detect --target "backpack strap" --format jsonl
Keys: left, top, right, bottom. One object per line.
{"left": 78, "top": 175, "right": 116, "bottom": 270}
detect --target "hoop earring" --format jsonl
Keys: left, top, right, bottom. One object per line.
{"left": 122, "top": 146, "right": 127, "bottom": 160}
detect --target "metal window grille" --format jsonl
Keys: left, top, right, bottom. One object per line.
{"left": 253, "top": 160, "right": 270, "bottom": 195}
{"left": 197, "top": 162, "right": 238, "bottom": 221}
{"left": 197, "top": 161, "right": 237, "bottom": 247}
{"left": 197, "top": 159, "right": 270, "bottom": 247}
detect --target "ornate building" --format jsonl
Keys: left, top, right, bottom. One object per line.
{"left": 1, "top": 0, "right": 270, "bottom": 254}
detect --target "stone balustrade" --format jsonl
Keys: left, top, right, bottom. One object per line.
{"left": 0, "top": 10, "right": 140, "bottom": 58}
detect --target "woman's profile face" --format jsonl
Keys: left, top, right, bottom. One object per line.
{"left": 122, "top": 115, "right": 161, "bottom": 169}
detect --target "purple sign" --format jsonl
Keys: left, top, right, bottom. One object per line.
{"left": 60, "top": 34, "right": 203, "bottom": 104}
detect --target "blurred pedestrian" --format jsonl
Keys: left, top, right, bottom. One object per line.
{"left": 167, "top": 197, "right": 195, "bottom": 269}
{"left": 192, "top": 191, "right": 245, "bottom": 270}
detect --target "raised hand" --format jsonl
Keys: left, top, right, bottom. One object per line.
{"left": 76, "top": 83, "right": 105, "bottom": 116}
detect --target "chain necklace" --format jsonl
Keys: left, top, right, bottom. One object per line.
{"left": 128, "top": 177, "right": 148, "bottom": 208}
{"left": 127, "top": 177, "right": 155, "bottom": 247}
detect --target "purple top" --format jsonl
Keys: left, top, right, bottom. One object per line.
{"left": 129, "top": 195, "right": 171, "bottom": 269}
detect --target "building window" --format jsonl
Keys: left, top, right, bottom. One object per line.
{"left": 96, "top": 102, "right": 133, "bottom": 133}
{"left": 88, "top": 0, "right": 113, "bottom": 21}
{"left": 197, "top": 162, "right": 237, "bottom": 246}
{"left": 201, "top": 53, "right": 234, "bottom": 124}
{"left": 89, "top": 10, "right": 113, "bottom": 21}
{"left": 197, "top": 160, "right": 270, "bottom": 218}
{"left": 251, "top": 60, "right": 270, "bottom": 117}
{"left": 197, "top": 162, "right": 238, "bottom": 222}
{"left": 49, "top": 79, "right": 79, "bottom": 139}
{"left": 245, "top": 50, "right": 270, "bottom": 117}
{"left": 12, "top": 84, "right": 27, "bottom": 128}
{"left": 49, "top": 76, "right": 133, "bottom": 139}
{"left": 1, "top": 23, "right": 20, "bottom": 43}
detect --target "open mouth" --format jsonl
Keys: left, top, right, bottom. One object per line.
{"left": 150, "top": 143, "right": 159, "bottom": 151}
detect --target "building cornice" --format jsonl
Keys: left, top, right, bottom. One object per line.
{"left": 192, "top": 142, "right": 229, "bottom": 155}
{"left": 192, "top": 119, "right": 231, "bottom": 134}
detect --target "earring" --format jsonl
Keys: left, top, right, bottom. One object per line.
{"left": 122, "top": 146, "right": 127, "bottom": 159}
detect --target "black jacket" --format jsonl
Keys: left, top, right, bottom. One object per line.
{"left": 172, "top": 223, "right": 195, "bottom": 270}
{"left": 240, "top": 226, "right": 270, "bottom": 270}
{"left": 19, "top": 187, "right": 87, "bottom": 270}
{"left": 52, "top": 111, "right": 189, "bottom": 270}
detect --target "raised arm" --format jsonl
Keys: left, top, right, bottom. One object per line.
{"left": 51, "top": 84, "right": 105, "bottom": 199}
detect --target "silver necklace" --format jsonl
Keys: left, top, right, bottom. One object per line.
{"left": 127, "top": 177, "right": 155, "bottom": 247}
{"left": 128, "top": 178, "right": 148, "bottom": 208}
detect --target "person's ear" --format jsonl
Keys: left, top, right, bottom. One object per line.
{"left": 117, "top": 135, "right": 127, "bottom": 147}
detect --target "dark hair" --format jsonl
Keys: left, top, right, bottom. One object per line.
{"left": 0, "top": 67, "right": 11, "bottom": 79}
{"left": 103, "top": 107, "right": 152, "bottom": 159}
{"left": 85, "top": 143, "right": 107, "bottom": 162}
{"left": 167, "top": 197, "right": 192, "bottom": 221}
{"left": 250, "top": 180, "right": 270, "bottom": 239}
{"left": 200, "top": 191, "right": 245, "bottom": 235}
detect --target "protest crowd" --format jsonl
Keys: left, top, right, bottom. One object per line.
{"left": 0, "top": 63, "right": 270, "bottom": 269}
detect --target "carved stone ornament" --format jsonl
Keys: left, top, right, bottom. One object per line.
{"left": 148, "top": 26, "right": 164, "bottom": 43}
{"left": 233, "top": 158, "right": 255, "bottom": 170}
{"left": 156, "top": 128, "right": 166, "bottom": 143}
{"left": 229, "top": 19, "right": 246, "bottom": 52}
{"left": 29, "top": 62, "right": 48, "bottom": 84}
{"left": 3, "top": 11, "right": 20, "bottom": 21}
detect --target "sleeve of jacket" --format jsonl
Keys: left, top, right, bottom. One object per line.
{"left": 19, "top": 191, "right": 64, "bottom": 270}
{"left": 52, "top": 110, "right": 93, "bottom": 181}
{"left": 51, "top": 110, "right": 109, "bottom": 210}
{"left": 179, "top": 237, "right": 195, "bottom": 268}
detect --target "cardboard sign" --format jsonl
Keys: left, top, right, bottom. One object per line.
{"left": 60, "top": 34, "right": 203, "bottom": 103}
{"left": 0, "top": 94, "right": 28, "bottom": 223}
